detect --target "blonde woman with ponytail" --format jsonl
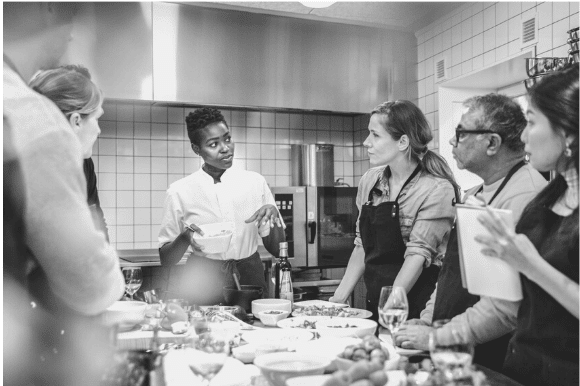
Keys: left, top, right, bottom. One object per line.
{"left": 330, "top": 100, "right": 459, "bottom": 320}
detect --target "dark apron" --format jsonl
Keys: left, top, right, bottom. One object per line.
{"left": 502, "top": 204, "right": 579, "bottom": 386}
{"left": 181, "top": 251, "right": 266, "bottom": 306}
{"left": 361, "top": 165, "right": 439, "bottom": 321}
{"left": 433, "top": 160, "right": 525, "bottom": 372}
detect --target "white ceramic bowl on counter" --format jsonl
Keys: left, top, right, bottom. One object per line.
{"left": 102, "top": 300, "right": 147, "bottom": 331}
{"left": 257, "top": 310, "right": 291, "bottom": 326}
{"left": 315, "top": 317, "right": 377, "bottom": 339}
{"left": 251, "top": 298, "right": 292, "bottom": 315}
{"left": 253, "top": 352, "right": 331, "bottom": 386}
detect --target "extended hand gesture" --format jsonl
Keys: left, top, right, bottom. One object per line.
{"left": 475, "top": 206, "right": 542, "bottom": 277}
{"left": 245, "top": 204, "right": 281, "bottom": 228}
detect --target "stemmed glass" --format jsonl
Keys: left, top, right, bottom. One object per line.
{"left": 122, "top": 267, "right": 143, "bottom": 301}
{"left": 189, "top": 331, "right": 230, "bottom": 385}
{"left": 429, "top": 319, "right": 474, "bottom": 381}
{"left": 377, "top": 286, "right": 409, "bottom": 334}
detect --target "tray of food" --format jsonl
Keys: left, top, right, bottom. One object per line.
{"left": 292, "top": 306, "right": 372, "bottom": 319}
{"left": 276, "top": 316, "right": 332, "bottom": 331}
{"left": 293, "top": 300, "right": 349, "bottom": 309}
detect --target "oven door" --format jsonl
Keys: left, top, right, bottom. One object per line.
{"left": 271, "top": 187, "right": 307, "bottom": 267}
{"left": 308, "top": 186, "right": 358, "bottom": 267}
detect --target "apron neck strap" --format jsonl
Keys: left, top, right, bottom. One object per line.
{"left": 475, "top": 159, "right": 526, "bottom": 205}
{"left": 367, "top": 164, "right": 422, "bottom": 203}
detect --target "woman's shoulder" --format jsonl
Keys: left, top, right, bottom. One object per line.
{"left": 417, "top": 171, "right": 455, "bottom": 191}
{"left": 359, "top": 165, "right": 385, "bottom": 186}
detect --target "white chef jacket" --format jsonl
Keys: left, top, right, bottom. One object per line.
{"left": 158, "top": 165, "right": 281, "bottom": 260}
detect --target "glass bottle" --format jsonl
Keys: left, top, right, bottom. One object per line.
{"left": 275, "top": 242, "right": 293, "bottom": 306}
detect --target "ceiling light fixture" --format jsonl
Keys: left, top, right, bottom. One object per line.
{"left": 300, "top": 2, "right": 336, "bottom": 9}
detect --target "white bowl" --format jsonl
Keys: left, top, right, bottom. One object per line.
{"left": 257, "top": 310, "right": 290, "bottom": 326}
{"left": 251, "top": 298, "right": 292, "bottom": 315}
{"left": 253, "top": 352, "right": 331, "bottom": 386}
{"left": 102, "top": 301, "right": 147, "bottom": 331}
{"left": 192, "top": 222, "right": 234, "bottom": 254}
{"left": 315, "top": 317, "right": 377, "bottom": 339}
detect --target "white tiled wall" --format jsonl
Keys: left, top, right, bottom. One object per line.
{"left": 94, "top": 101, "right": 362, "bottom": 249}
{"left": 414, "top": 1, "right": 578, "bottom": 140}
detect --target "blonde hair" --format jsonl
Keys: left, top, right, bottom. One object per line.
{"left": 29, "top": 65, "right": 103, "bottom": 118}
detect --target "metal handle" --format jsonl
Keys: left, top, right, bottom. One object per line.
{"left": 308, "top": 221, "right": 317, "bottom": 244}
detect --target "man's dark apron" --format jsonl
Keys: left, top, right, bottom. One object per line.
{"left": 502, "top": 204, "right": 578, "bottom": 386}
{"left": 360, "top": 165, "right": 439, "bottom": 321}
{"left": 181, "top": 251, "right": 266, "bottom": 306}
{"left": 433, "top": 160, "right": 524, "bottom": 372}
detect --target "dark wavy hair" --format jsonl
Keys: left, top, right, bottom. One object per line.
{"left": 185, "top": 107, "right": 228, "bottom": 146}
{"left": 463, "top": 93, "right": 527, "bottom": 152}
{"left": 371, "top": 100, "right": 461, "bottom": 201}
{"left": 524, "top": 63, "right": 579, "bottom": 210}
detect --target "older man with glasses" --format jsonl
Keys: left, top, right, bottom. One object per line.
{"left": 393, "top": 93, "right": 547, "bottom": 373}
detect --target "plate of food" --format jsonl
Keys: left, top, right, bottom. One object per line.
{"left": 241, "top": 328, "right": 314, "bottom": 345}
{"left": 292, "top": 306, "right": 372, "bottom": 319}
{"left": 276, "top": 316, "right": 332, "bottom": 331}
{"left": 293, "top": 300, "right": 349, "bottom": 309}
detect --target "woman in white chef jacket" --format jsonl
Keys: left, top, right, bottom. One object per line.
{"left": 159, "top": 107, "right": 285, "bottom": 305}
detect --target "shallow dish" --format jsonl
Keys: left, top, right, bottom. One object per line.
{"left": 257, "top": 310, "right": 290, "bottom": 326}
{"left": 241, "top": 328, "right": 313, "bottom": 346}
{"left": 251, "top": 298, "right": 292, "bottom": 315}
{"left": 192, "top": 222, "right": 234, "bottom": 254}
{"left": 295, "top": 337, "right": 362, "bottom": 372}
{"left": 253, "top": 352, "right": 330, "bottom": 386}
{"left": 102, "top": 301, "right": 147, "bottom": 331}
{"left": 293, "top": 300, "right": 348, "bottom": 309}
{"left": 315, "top": 317, "right": 377, "bottom": 339}
{"left": 276, "top": 316, "right": 332, "bottom": 331}
{"left": 292, "top": 307, "right": 372, "bottom": 319}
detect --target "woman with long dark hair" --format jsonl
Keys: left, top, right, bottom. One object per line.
{"left": 434, "top": 64, "right": 578, "bottom": 386}
{"left": 331, "top": 100, "right": 460, "bottom": 320}
{"left": 475, "top": 63, "right": 579, "bottom": 385}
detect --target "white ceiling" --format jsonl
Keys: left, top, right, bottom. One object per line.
{"left": 177, "top": 2, "right": 467, "bottom": 33}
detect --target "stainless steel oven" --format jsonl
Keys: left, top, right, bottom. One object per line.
{"left": 271, "top": 186, "right": 358, "bottom": 267}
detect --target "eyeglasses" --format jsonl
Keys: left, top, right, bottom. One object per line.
{"left": 454, "top": 127, "right": 498, "bottom": 146}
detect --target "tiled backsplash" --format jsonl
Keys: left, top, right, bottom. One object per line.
{"left": 414, "top": 1, "right": 578, "bottom": 139}
{"left": 94, "top": 101, "right": 369, "bottom": 250}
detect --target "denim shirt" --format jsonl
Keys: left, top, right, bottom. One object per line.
{"left": 354, "top": 165, "right": 455, "bottom": 268}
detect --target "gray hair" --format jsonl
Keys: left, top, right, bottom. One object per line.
{"left": 463, "top": 93, "right": 526, "bottom": 152}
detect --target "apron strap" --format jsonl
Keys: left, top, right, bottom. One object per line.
{"left": 474, "top": 160, "right": 526, "bottom": 205}
{"left": 366, "top": 164, "right": 422, "bottom": 205}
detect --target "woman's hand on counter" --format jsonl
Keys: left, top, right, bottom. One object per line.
{"left": 245, "top": 204, "right": 282, "bottom": 228}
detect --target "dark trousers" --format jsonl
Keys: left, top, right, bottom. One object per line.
{"left": 180, "top": 252, "right": 266, "bottom": 306}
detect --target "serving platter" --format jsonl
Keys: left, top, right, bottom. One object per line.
{"left": 293, "top": 300, "right": 348, "bottom": 308}
{"left": 241, "top": 327, "right": 314, "bottom": 345}
{"left": 276, "top": 315, "right": 332, "bottom": 331}
{"left": 292, "top": 306, "right": 372, "bottom": 319}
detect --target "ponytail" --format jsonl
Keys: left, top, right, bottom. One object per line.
{"left": 421, "top": 150, "right": 461, "bottom": 202}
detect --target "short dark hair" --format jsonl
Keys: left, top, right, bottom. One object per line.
{"left": 185, "top": 107, "right": 228, "bottom": 146}
{"left": 463, "top": 93, "right": 527, "bottom": 153}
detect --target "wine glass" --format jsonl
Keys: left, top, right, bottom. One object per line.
{"left": 377, "top": 286, "right": 409, "bottom": 334}
{"left": 189, "top": 331, "right": 230, "bottom": 385}
{"left": 429, "top": 319, "right": 474, "bottom": 381}
{"left": 122, "top": 267, "right": 143, "bottom": 301}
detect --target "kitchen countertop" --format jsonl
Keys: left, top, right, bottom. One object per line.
{"left": 117, "top": 246, "right": 274, "bottom": 267}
